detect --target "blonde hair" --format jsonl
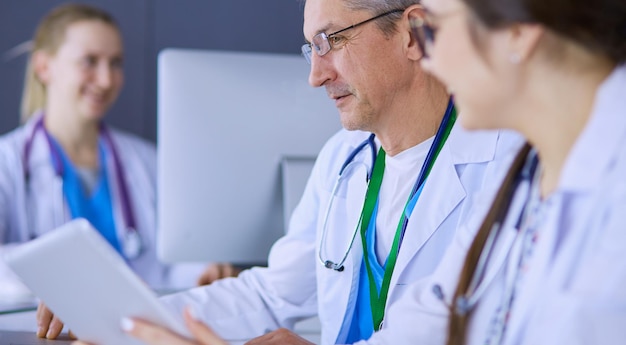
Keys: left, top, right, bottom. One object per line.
{"left": 20, "top": 3, "right": 118, "bottom": 122}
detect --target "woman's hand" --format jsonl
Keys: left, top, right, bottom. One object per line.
{"left": 128, "top": 307, "right": 227, "bottom": 345}
{"left": 71, "top": 307, "right": 227, "bottom": 345}
{"left": 36, "top": 301, "right": 76, "bottom": 339}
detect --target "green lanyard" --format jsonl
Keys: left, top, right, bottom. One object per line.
{"left": 359, "top": 106, "right": 457, "bottom": 331}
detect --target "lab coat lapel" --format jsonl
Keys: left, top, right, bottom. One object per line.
{"left": 24, "top": 115, "right": 67, "bottom": 232}
{"left": 25, "top": 115, "right": 54, "bottom": 173}
{"left": 329, "top": 229, "right": 364, "bottom": 344}
{"left": 502, "top": 199, "right": 561, "bottom": 344}
{"left": 321, "top": 237, "right": 362, "bottom": 345}
{"left": 389, "top": 127, "right": 501, "bottom": 290}
{"left": 390, "top": 142, "right": 465, "bottom": 280}
{"left": 320, "top": 142, "right": 369, "bottom": 344}
{"left": 474, "top": 177, "right": 533, "bottom": 303}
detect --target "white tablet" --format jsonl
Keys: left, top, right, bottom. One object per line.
{"left": 4, "top": 219, "right": 191, "bottom": 344}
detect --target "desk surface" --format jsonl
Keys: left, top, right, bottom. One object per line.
{"left": 0, "top": 310, "right": 321, "bottom": 344}
{"left": 0, "top": 330, "right": 73, "bottom": 345}
{"left": 0, "top": 310, "right": 73, "bottom": 345}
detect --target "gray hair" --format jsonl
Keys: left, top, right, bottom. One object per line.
{"left": 342, "top": 0, "right": 419, "bottom": 36}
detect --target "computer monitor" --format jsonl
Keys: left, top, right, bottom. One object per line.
{"left": 157, "top": 48, "right": 341, "bottom": 264}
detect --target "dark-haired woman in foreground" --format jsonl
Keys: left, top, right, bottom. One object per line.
{"left": 410, "top": 0, "right": 626, "bottom": 344}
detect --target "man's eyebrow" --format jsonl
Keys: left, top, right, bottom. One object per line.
{"left": 316, "top": 23, "right": 334, "bottom": 35}
{"left": 304, "top": 22, "right": 340, "bottom": 43}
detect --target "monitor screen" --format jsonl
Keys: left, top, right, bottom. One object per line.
{"left": 157, "top": 48, "right": 341, "bottom": 264}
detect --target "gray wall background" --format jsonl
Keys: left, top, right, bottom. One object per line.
{"left": 0, "top": 1, "right": 306, "bottom": 142}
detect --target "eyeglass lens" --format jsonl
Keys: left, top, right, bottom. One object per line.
{"left": 302, "top": 32, "right": 331, "bottom": 64}
{"left": 301, "top": 9, "right": 404, "bottom": 64}
{"left": 302, "top": 44, "right": 313, "bottom": 64}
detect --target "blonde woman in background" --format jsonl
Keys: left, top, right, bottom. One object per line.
{"left": 0, "top": 3, "right": 239, "bottom": 340}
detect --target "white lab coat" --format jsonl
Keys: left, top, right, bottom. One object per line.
{"left": 364, "top": 65, "right": 626, "bottom": 345}
{"left": 162, "top": 124, "right": 523, "bottom": 344}
{"left": 0, "top": 113, "right": 200, "bottom": 290}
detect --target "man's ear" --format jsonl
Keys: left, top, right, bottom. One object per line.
{"left": 32, "top": 50, "right": 52, "bottom": 85}
{"left": 403, "top": 4, "right": 426, "bottom": 61}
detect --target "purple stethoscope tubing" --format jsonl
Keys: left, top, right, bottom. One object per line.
{"left": 22, "top": 117, "right": 143, "bottom": 259}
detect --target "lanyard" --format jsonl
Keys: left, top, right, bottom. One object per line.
{"left": 359, "top": 101, "right": 457, "bottom": 331}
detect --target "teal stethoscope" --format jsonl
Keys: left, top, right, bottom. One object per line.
{"left": 23, "top": 116, "right": 144, "bottom": 259}
{"left": 318, "top": 99, "right": 457, "bottom": 272}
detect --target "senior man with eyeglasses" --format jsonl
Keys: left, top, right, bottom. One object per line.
{"left": 72, "top": 1, "right": 521, "bottom": 344}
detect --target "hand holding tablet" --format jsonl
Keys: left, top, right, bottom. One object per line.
{"left": 5, "top": 219, "right": 191, "bottom": 345}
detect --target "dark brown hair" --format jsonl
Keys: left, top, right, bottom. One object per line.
{"left": 447, "top": 143, "right": 531, "bottom": 345}
{"left": 446, "top": 3, "right": 625, "bottom": 345}
{"left": 463, "top": 0, "right": 626, "bottom": 64}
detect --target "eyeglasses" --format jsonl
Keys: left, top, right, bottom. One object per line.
{"left": 302, "top": 9, "right": 405, "bottom": 64}
{"left": 409, "top": 7, "right": 462, "bottom": 59}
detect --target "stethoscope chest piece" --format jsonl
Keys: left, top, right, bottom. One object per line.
{"left": 23, "top": 116, "right": 144, "bottom": 261}
{"left": 122, "top": 228, "right": 143, "bottom": 260}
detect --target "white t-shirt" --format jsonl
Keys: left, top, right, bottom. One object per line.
{"left": 375, "top": 136, "right": 434, "bottom": 264}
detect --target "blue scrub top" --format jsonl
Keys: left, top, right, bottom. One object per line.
{"left": 52, "top": 138, "right": 122, "bottom": 254}
{"left": 345, "top": 183, "right": 427, "bottom": 342}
